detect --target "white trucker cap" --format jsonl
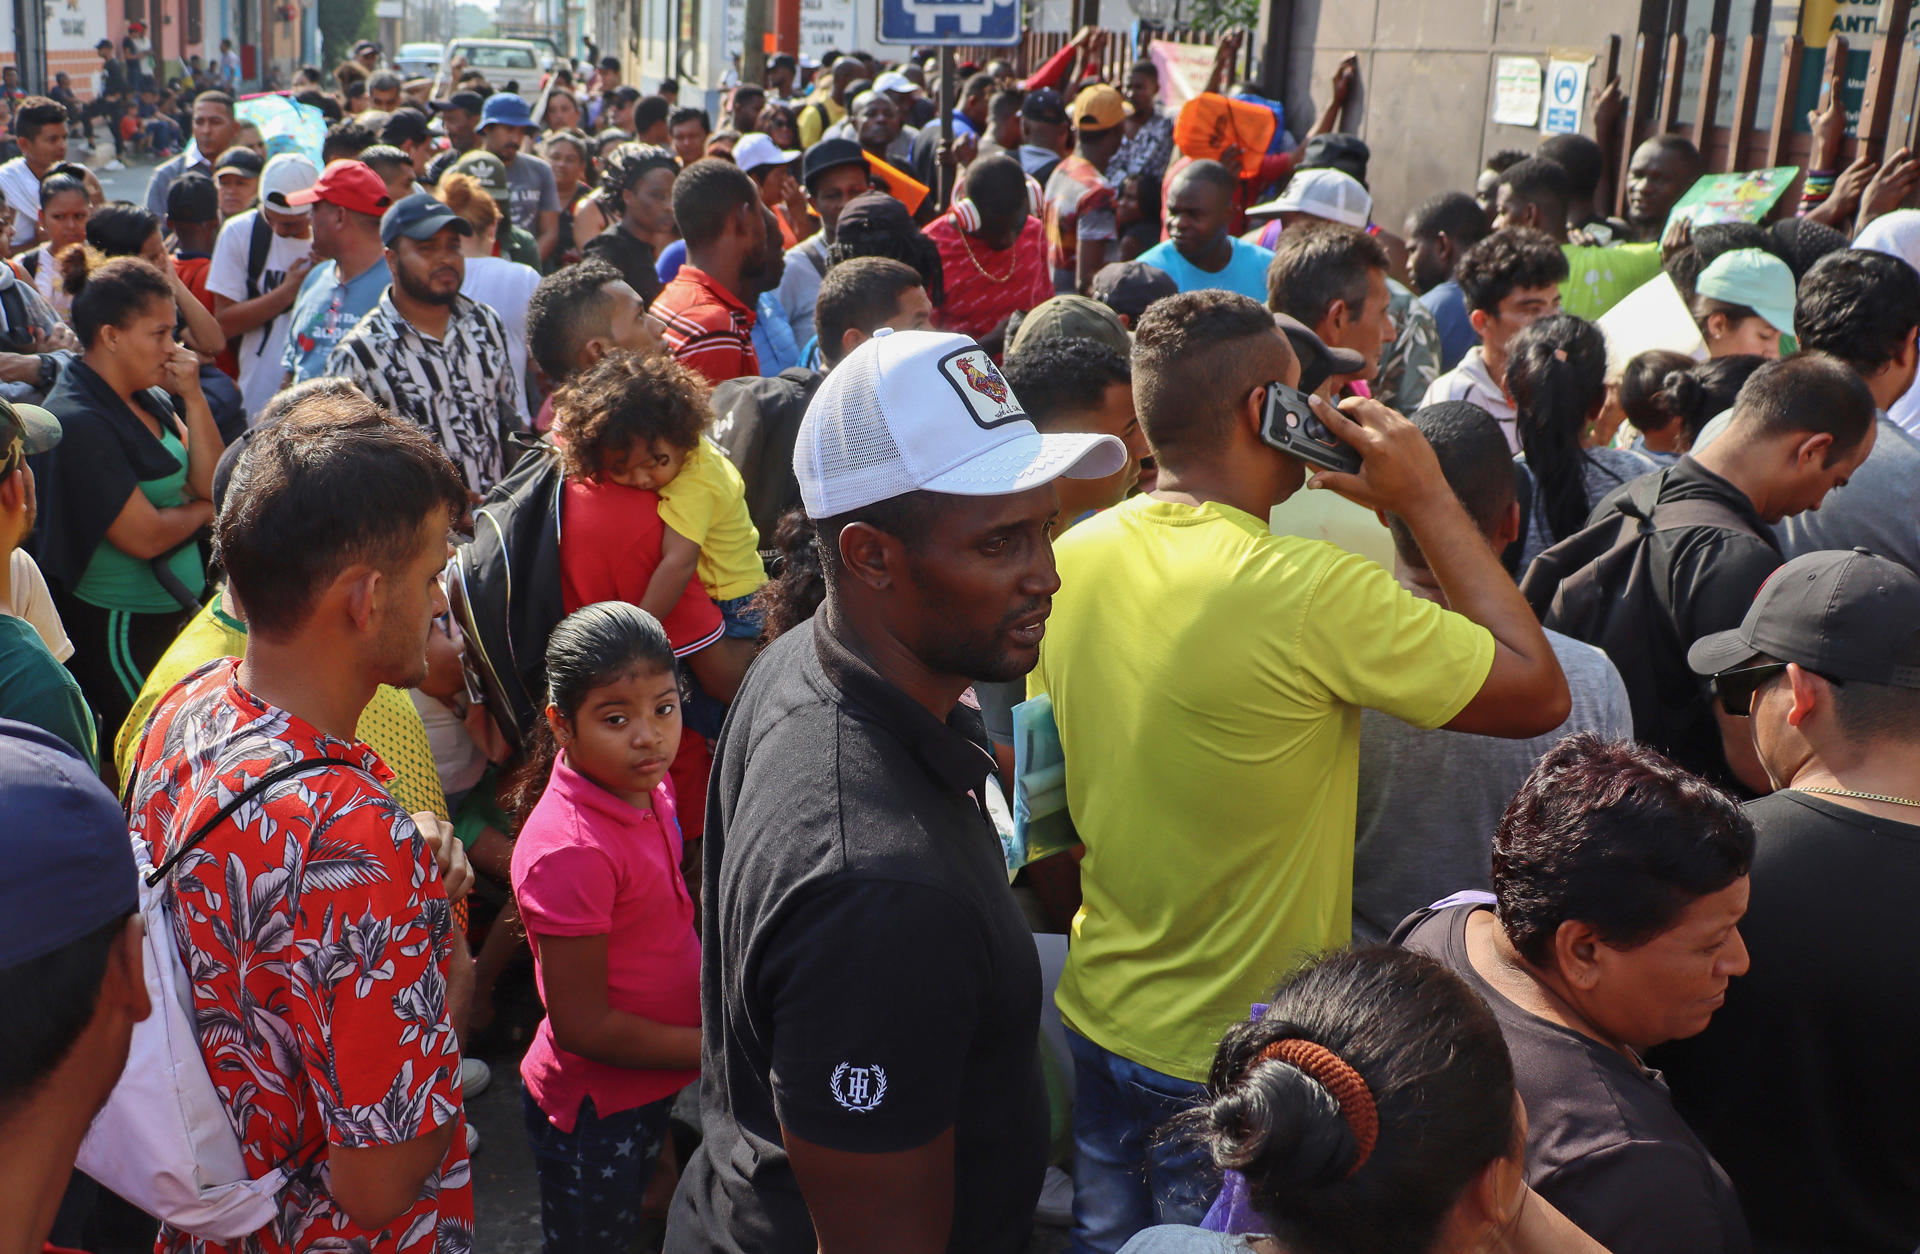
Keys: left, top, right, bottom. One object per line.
{"left": 794, "top": 329, "right": 1129, "bottom": 518}
{"left": 259, "top": 152, "right": 320, "bottom": 215}
{"left": 1247, "top": 166, "right": 1373, "bottom": 228}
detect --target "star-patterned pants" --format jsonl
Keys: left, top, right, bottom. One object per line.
{"left": 523, "top": 1090, "right": 674, "bottom": 1252}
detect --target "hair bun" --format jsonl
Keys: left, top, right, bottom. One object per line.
{"left": 1203, "top": 1048, "right": 1359, "bottom": 1189}
{"left": 1660, "top": 368, "right": 1705, "bottom": 421}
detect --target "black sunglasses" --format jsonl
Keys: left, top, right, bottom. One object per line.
{"left": 1712, "top": 661, "right": 1844, "bottom": 715}
{"left": 1711, "top": 662, "right": 1789, "bottom": 716}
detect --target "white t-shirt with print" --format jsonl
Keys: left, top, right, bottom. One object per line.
{"left": 205, "top": 209, "right": 314, "bottom": 422}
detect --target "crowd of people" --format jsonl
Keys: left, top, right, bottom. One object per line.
{"left": 4, "top": 25, "right": 1920, "bottom": 1254}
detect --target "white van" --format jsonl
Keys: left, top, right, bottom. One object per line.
{"left": 443, "top": 38, "right": 547, "bottom": 91}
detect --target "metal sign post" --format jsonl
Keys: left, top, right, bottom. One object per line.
{"left": 875, "top": 0, "right": 1018, "bottom": 208}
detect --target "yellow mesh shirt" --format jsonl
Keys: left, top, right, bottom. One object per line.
{"left": 116, "top": 593, "right": 451, "bottom": 822}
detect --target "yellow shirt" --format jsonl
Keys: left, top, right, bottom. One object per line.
{"left": 115, "top": 593, "right": 451, "bottom": 821}
{"left": 660, "top": 437, "right": 767, "bottom": 602}
{"left": 796, "top": 95, "right": 845, "bottom": 149}
{"left": 1028, "top": 496, "right": 1495, "bottom": 1081}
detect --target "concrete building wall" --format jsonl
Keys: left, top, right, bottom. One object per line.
{"left": 1280, "top": 0, "right": 1647, "bottom": 231}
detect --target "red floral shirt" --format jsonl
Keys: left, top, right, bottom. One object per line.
{"left": 126, "top": 659, "right": 472, "bottom": 1254}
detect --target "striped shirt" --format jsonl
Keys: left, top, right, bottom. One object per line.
{"left": 654, "top": 263, "right": 760, "bottom": 386}
{"left": 326, "top": 289, "right": 527, "bottom": 492}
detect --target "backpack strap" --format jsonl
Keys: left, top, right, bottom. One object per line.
{"left": 146, "top": 757, "right": 366, "bottom": 886}
{"left": 243, "top": 211, "right": 272, "bottom": 301}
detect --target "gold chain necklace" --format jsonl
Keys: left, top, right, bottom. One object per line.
{"left": 1798, "top": 786, "right": 1920, "bottom": 808}
{"left": 956, "top": 228, "right": 1018, "bottom": 284}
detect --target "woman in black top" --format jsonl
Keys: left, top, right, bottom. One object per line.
{"left": 580, "top": 142, "right": 677, "bottom": 308}
{"left": 1397, "top": 734, "right": 1755, "bottom": 1254}
{"left": 32, "top": 254, "right": 223, "bottom": 763}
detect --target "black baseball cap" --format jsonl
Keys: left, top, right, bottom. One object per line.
{"left": 166, "top": 171, "right": 219, "bottom": 223}
{"left": 1273, "top": 311, "right": 1365, "bottom": 396}
{"left": 382, "top": 106, "right": 432, "bottom": 145}
{"left": 380, "top": 192, "right": 475, "bottom": 246}
{"left": 802, "top": 137, "right": 868, "bottom": 189}
{"left": 214, "top": 145, "right": 264, "bottom": 178}
{"left": 1299, "top": 133, "right": 1371, "bottom": 187}
{"left": 1090, "top": 261, "right": 1177, "bottom": 321}
{"left": 1689, "top": 549, "right": 1920, "bottom": 688}
{"left": 1022, "top": 88, "right": 1067, "bottom": 126}
{"left": 433, "top": 89, "right": 485, "bottom": 116}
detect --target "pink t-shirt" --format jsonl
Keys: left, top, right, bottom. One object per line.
{"left": 512, "top": 750, "right": 702, "bottom": 1130}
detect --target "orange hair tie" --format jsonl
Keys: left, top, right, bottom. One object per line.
{"left": 1255, "top": 1039, "right": 1379, "bottom": 1178}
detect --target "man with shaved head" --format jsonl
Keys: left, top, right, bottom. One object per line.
{"left": 1135, "top": 159, "right": 1273, "bottom": 300}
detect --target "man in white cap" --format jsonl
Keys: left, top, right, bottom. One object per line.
{"left": 206, "top": 151, "right": 317, "bottom": 421}
{"left": 667, "top": 328, "right": 1126, "bottom": 1254}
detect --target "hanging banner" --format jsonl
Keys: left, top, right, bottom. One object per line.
{"left": 1794, "top": 0, "right": 1876, "bottom": 133}
{"left": 1147, "top": 40, "right": 1219, "bottom": 107}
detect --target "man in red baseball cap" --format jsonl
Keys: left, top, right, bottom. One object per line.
{"left": 280, "top": 161, "right": 394, "bottom": 385}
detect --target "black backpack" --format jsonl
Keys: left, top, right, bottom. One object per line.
{"left": 447, "top": 436, "right": 565, "bottom": 752}
{"left": 1518, "top": 469, "right": 1763, "bottom": 734}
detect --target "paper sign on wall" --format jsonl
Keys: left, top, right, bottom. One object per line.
{"left": 1542, "top": 57, "right": 1590, "bottom": 134}
{"left": 1494, "top": 56, "right": 1542, "bottom": 127}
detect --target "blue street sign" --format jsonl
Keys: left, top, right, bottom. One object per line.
{"left": 876, "top": 0, "right": 1020, "bottom": 46}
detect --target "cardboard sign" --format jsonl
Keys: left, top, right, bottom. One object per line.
{"left": 1665, "top": 166, "right": 1800, "bottom": 231}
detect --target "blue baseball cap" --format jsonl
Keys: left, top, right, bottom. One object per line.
{"left": 381, "top": 191, "right": 476, "bottom": 247}
{"left": 1696, "top": 248, "right": 1797, "bottom": 340}
{"left": 0, "top": 719, "right": 136, "bottom": 968}
{"left": 479, "top": 92, "right": 536, "bottom": 131}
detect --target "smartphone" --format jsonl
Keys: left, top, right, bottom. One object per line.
{"left": 1258, "top": 382, "right": 1362, "bottom": 475}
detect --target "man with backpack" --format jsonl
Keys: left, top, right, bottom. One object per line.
{"left": 125, "top": 390, "right": 477, "bottom": 1249}
{"left": 206, "top": 152, "right": 317, "bottom": 421}
{"left": 775, "top": 138, "right": 875, "bottom": 347}
{"left": 1522, "top": 352, "right": 1877, "bottom": 794}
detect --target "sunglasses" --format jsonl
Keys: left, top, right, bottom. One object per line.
{"left": 1712, "top": 661, "right": 1844, "bottom": 715}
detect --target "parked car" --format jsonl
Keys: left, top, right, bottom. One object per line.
{"left": 394, "top": 41, "right": 442, "bottom": 81}
{"left": 443, "top": 38, "right": 546, "bottom": 91}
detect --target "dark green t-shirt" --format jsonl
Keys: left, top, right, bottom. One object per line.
{"left": 0, "top": 612, "right": 97, "bottom": 768}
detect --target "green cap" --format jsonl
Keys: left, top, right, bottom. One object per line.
{"left": 1008, "top": 295, "right": 1130, "bottom": 358}
{"left": 451, "top": 150, "right": 512, "bottom": 199}
{"left": 1696, "top": 248, "right": 1797, "bottom": 340}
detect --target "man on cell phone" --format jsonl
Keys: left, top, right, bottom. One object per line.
{"left": 1026, "top": 288, "right": 1571, "bottom": 1252}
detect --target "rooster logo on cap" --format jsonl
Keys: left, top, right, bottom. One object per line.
{"left": 955, "top": 356, "right": 1011, "bottom": 406}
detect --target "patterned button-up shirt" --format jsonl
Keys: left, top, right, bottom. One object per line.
{"left": 327, "top": 290, "right": 526, "bottom": 492}
{"left": 1107, "top": 106, "right": 1176, "bottom": 187}
{"left": 128, "top": 659, "right": 473, "bottom": 1254}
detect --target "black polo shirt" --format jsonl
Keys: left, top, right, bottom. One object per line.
{"left": 665, "top": 603, "right": 1048, "bottom": 1254}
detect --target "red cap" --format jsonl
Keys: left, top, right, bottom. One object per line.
{"left": 284, "top": 159, "right": 393, "bottom": 217}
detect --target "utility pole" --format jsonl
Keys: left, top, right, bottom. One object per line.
{"left": 743, "top": 0, "right": 769, "bottom": 84}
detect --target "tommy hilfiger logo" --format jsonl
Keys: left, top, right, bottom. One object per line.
{"left": 830, "top": 1062, "right": 888, "bottom": 1113}
{"left": 938, "top": 347, "right": 1027, "bottom": 429}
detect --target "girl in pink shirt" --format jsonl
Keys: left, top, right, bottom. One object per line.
{"left": 507, "top": 602, "right": 702, "bottom": 1252}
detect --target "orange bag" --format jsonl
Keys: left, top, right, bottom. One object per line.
{"left": 1173, "top": 92, "right": 1277, "bottom": 180}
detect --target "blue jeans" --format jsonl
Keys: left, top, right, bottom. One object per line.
{"left": 523, "top": 1091, "right": 673, "bottom": 1254}
{"left": 1065, "top": 1029, "right": 1217, "bottom": 1254}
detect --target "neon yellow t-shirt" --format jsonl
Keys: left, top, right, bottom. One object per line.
{"left": 1027, "top": 495, "right": 1495, "bottom": 1081}
{"left": 115, "top": 592, "right": 450, "bottom": 821}
{"left": 659, "top": 437, "right": 767, "bottom": 602}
